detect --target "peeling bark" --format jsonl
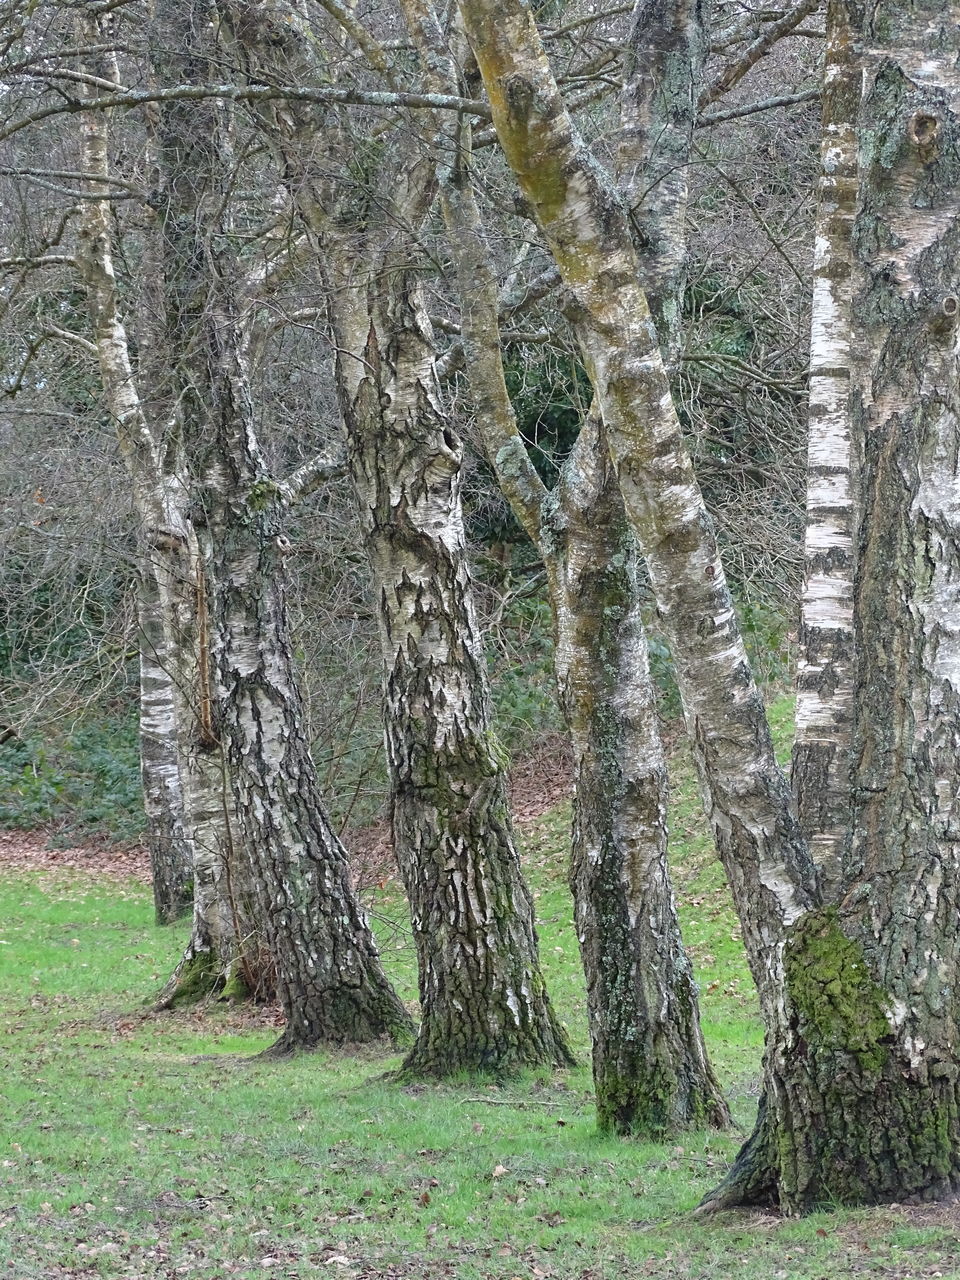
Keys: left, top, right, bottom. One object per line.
{"left": 151, "top": 0, "right": 412, "bottom": 1049}
{"left": 137, "top": 558, "right": 192, "bottom": 925}
{"left": 792, "top": 0, "right": 861, "bottom": 902}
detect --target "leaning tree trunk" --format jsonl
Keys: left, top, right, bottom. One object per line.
{"left": 458, "top": 0, "right": 816, "bottom": 1039}
{"left": 329, "top": 255, "right": 573, "bottom": 1076}
{"left": 137, "top": 555, "right": 192, "bottom": 924}
{"left": 209, "top": 412, "right": 415, "bottom": 1051}
{"left": 464, "top": 0, "right": 960, "bottom": 1211}
{"left": 150, "top": 0, "right": 413, "bottom": 1050}
{"left": 418, "top": 31, "right": 725, "bottom": 1126}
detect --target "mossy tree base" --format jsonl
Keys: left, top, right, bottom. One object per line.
{"left": 264, "top": 992, "right": 415, "bottom": 1057}
{"left": 156, "top": 948, "right": 230, "bottom": 1010}
{"left": 699, "top": 912, "right": 960, "bottom": 1213}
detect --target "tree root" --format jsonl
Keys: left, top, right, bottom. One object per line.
{"left": 694, "top": 1094, "right": 778, "bottom": 1215}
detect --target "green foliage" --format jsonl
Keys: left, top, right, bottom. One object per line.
{"left": 0, "top": 711, "right": 143, "bottom": 843}
{"left": 487, "top": 595, "right": 561, "bottom": 755}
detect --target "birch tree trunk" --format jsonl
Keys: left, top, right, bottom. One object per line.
{"left": 458, "top": 0, "right": 816, "bottom": 1050}
{"left": 329, "top": 253, "right": 573, "bottom": 1075}
{"left": 73, "top": 11, "right": 252, "bottom": 995}
{"left": 137, "top": 556, "right": 193, "bottom": 924}
{"left": 418, "top": 6, "right": 725, "bottom": 1123}
{"left": 217, "top": 0, "right": 572, "bottom": 1076}
{"left": 147, "top": 0, "right": 413, "bottom": 1050}
{"left": 550, "top": 415, "right": 727, "bottom": 1134}
{"left": 791, "top": 0, "right": 861, "bottom": 901}
{"left": 716, "top": 0, "right": 960, "bottom": 1209}
{"left": 459, "top": 0, "right": 960, "bottom": 1209}
{"left": 152, "top": 522, "right": 260, "bottom": 1007}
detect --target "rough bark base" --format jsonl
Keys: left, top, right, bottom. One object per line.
{"left": 700, "top": 911, "right": 960, "bottom": 1213}
{"left": 390, "top": 779, "right": 575, "bottom": 1081}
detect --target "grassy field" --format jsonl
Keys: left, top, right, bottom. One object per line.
{"left": 2, "top": 699, "right": 959, "bottom": 1279}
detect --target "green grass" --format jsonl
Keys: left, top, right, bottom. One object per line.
{"left": 2, "top": 697, "right": 960, "bottom": 1278}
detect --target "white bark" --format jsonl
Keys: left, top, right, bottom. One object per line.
{"left": 137, "top": 559, "right": 192, "bottom": 924}
{"left": 76, "top": 13, "right": 255, "bottom": 1000}
{"left": 792, "top": 3, "right": 861, "bottom": 900}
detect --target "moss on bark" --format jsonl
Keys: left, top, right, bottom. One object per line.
{"left": 784, "top": 908, "right": 891, "bottom": 1074}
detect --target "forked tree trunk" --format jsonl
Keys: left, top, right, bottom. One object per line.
{"left": 150, "top": 0, "right": 412, "bottom": 1050}
{"left": 708, "top": 0, "right": 960, "bottom": 1210}
{"left": 462, "top": 0, "right": 960, "bottom": 1210}
{"left": 329, "top": 257, "right": 573, "bottom": 1076}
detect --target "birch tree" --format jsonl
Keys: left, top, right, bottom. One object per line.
{"left": 459, "top": 0, "right": 960, "bottom": 1212}
{"left": 400, "top": 0, "right": 726, "bottom": 1135}
{"left": 790, "top": 0, "right": 859, "bottom": 903}
{"left": 137, "top": 560, "right": 193, "bottom": 925}
{"left": 217, "top": 0, "right": 573, "bottom": 1077}
{"left": 146, "top": 0, "right": 413, "bottom": 1050}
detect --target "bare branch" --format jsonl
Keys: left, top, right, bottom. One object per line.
{"left": 543, "top": 3, "right": 633, "bottom": 41}
{"left": 699, "top": 0, "right": 821, "bottom": 109}
{"left": 314, "top": 0, "right": 395, "bottom": 78}
{"left": 698, "top": 87, "right": 819, "bottom": 127}
{"left": 278, "top": 448, "right": 348, "bottom": 507}
{"left": 0, "top": 253, "right": 77, "bottom": 269}
{"left": 698, "top": 149, "right": 808, "bottom": 285}
{"left": 0, "top": 81, "right": 491, "bottom": 149}
{"left": 436, "top": 263, "right": 561, "bottom": 381}
{"left": 0, "top": 165, "right": 138, "bottom": 190}
{"left": 44, "top": 323, "right": 98, "bottom": 354}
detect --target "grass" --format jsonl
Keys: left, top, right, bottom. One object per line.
{"left": 2, "top": 698, "right": 960, "bottom": 1278}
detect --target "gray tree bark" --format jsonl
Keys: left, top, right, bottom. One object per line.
{"left": 137, "top": 554, "right": 193, "bottom": 925}
{"left": 458, "top": 0, "right": 815, "bottom": 1059}
{"left": 329, "top": 248, "right": 573, "bottom": 1076}
{"left": 403, "top": 0, "right": 725, "bottom": 1130}
{"left": 457, "top": 0, "right": 960, "bottom": 1211}
{"left": 219, "top": 0, "right": 572, "bottom": 1076}
{"left": 73, "top": 9, "right": 252, "bottom": 994}
{"left": 149, "top": 0, "right": 413, "bottom": 1050}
